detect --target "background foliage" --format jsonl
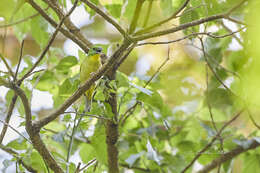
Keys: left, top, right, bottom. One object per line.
{"left": 0, "top": 0, "right": 260, "bottom": 173}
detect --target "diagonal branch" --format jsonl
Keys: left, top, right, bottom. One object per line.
{"left": 28, "top": 0, "right": 92, "bottom": 53}
{"left": 43, "top": 0, "right": 93, "bottom": 48}
{"left": 180, "top": 110, "right": 243, "bottom": 173}
{"left": 34, "top": 40, "right": 132, "bottom": 129}
{"left": 137, "top": 27, "right": 245, "bottom": 46}
{"left": 134, "top": 0, "right": 248, "bottom": 41}
{"left": 143, "top": 0, "right": 154, "bottom": 27}
{"left": 0, "top": 145, "right": 37, "bottom": 173}
{"left": 81, "top": 0, "right": 127, "bottom": 37}
{"left": 18, "top": 1, "right": 77, "bottom": 83}
{"left": 133, "top": 13, "right": 225, "bottom": 41}
{"left": 134, "top": 0, "right": 191, "bottom": 35}
{"left": 0, "top": 2, "right": 81, "bottom": 173}
{"left": 197, "top": 139, "right": 260, "bottom": 173}
{"left": 0, "top": 54, "right": 15, "bottom": 78}
{"left": 0, "top": 95, "right": 18, "bottom": 144}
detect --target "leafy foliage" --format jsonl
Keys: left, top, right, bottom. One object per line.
{"left": 0, "top": 0, "right": 258, "bottom": 173}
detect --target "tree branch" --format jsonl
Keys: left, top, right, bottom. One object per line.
{"left": 28, "top": 0, "right": 92, "bottom": 53}
{"left": 133, "top": 13, "right": 225, "bottom": 41}
{"left": 0, "top": 53, "right": 15, "bottom": 78}
{"left": 0, "top": 145, "right": 37, "bottom": 173}
{"left": 129, "top": 0, "right": 145, "bottom": 34}
{"left": 142, "top": 0, "right": 153, "bottom": 27}
{"left": 0, "top": 10, "right": 43, "bottom": 28}
{"left": 18, "top": 0, "right": 77, "bottom": 83}
{"left": 134, "top": 0, "right": 191, "bottom": 35}
{"left": 43, "top": 0, "right": 93, "bottom": 48}
{"left": 137, "top": 28, "right": 245, "bottom": 46}
{"left": 180, "top": 110, "right": 243, "bottom": 173}
{"left": 134, "top": 0, "right": 248, "bottom": 41}
{"left": 34, "top": 40, "right": 132, "bottom": 129}
{"left": 197, "top": 139, "right": 260, "bottom": 173}
{"left": 0, "top": 95, "right": 17, "bottom": 144}
{"left": 81, "top": 0, "right": 127, "bottom": 37}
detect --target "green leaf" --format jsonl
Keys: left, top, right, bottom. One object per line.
{"left": 116, "top": 71, "right": 129, "bottom": 87}
{"left": 105, "top": 4, "right": 122, "bottom": 19}
{"left": 160, "top": 0, "right": 173, "bottom": 16}
{"left": 122, "top": 0, "right": 137, "bottom": 22}
{"left": 90, "top": 125, "right": 108, "bottom": 165}
{"left": 137, "top": 90, "right": 163, "bottom": 110}
{"left": 30, "top": 15, "right": 49, "bottom": 47}
{"left": 243, "top": 153, "right": 260, "bottom": 173}
{"left": 59, "top": 78, "right": 80, "bottom": 97}
{"left": 0, "top": 0, "right": 16, "bottom": 20}
{"left": 6, "top": 139, "right": 27, "bottom": 150}
{"left": 33, "top": 71, "right": 57, "bottom": 91}
{"left": 180, "top": 7, "right": 200, "bottom": 35}
{"left": 79, "top": 143, "right": 96, "bottom": 163}
{"left": 56, "top": 56, "right": 78, "bottom": 71}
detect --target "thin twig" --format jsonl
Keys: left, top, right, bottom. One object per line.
{"left": 43, "top": 0, "right": 93, "bottom": 48}
{"left": 0, "top": 145, "right": 37, "bottom": 173}
{"left": 220, "top": 21, "right": 244, "bottom": 46}
{"left": 66, "top": 111, "right": 80, "bottom": 173}
{"left": 0, "top": 54, "right": 15, "bottom": 78}
{"left": 120, "top": 163, "right": 151, "bottom": 172}
{"left": 81, "top": 0, "right": 127, "bottom": 37}
{"left": 181, "top": 110, "right": 243, "bottom": 173}
{"left": 0, "top": 8, "right": 48, "bottom": 28}
{"left": 226, "top": 0, "right": 249, "bottom": 16}
{"left": 134, "top": 0, "right": 248, "bottom": 41}
{"left": 142, "top": 0, "right": 153, "bottom": 27}
{"left": 14, "top": 40, "right": 25, "bottom": 81}
{"left": 186, "top": 43, "right": 240, "bottom": 78}
{"left": 78, "top": 159, "right": 97, "bottom": 172}
{"left": 225, "top": 16, "right": 247, "bottom": 26}
{"left": 0, "top": 95, "right": 18, "bottom": 144}
{"left": 28, "top": 0, "right": 92, "bottom": 52}
{"left": 247, "top": 109, "right": 260, "bottom": 130}
{"left": 134, "top": 0, "right": 191, "bottom": 35}
{"left": 34, "top": 40, "right": 131, "bottom": 129}
{"left": 129, "top": 0, "right": 145, "bottom": 34}
{"left": 18, "top": 0, "right": 78, "bottom": 83}
{"left": 197, "top": 139, "right": 260, "bottom": 173}
{"left": 0, "top": 119, "right": 32, "bottom": 144}
{"left": 64, "top": 111, "right": 110, "bottom": 120}
{"left": 120, "top": 46, "right": 170, "bottom": 125}
{"left": 137, "top": 27, "right": 245, "bottom": 46}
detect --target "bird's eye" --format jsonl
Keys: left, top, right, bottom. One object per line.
{"left": 93, "top": 47, "right": 102, "bottom": 53}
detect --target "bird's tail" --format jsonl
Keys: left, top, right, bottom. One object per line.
{"left": 84, "top": 94, "right": 92, "bottom": 112}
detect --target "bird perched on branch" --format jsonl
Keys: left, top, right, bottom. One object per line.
{"left": 80, "top": 47, "right": 102, "bottom": 112}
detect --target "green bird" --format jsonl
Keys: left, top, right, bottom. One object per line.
{"left": 80, "top": 47, "right": 102, "bottom": 112}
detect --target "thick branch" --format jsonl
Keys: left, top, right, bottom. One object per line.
{"left": 34, "top": 40, "right": 131, "bottom": 129}
{"left": 28, "top": 0, "right": 92, "bottom": 53}
{"left": 197, "top": 140, "right": 260, "bottom": 173}
{"left": 106, "top": 121, "right": 119, "bottom": 173}
{"left": 81, "top": 0, "right": 127, "bottom": 37}
{"left": 18, "top": 0, "right": 77, "bottom": 83}
{"left": 43, "top": 0, "right": 92, "bottom": 48}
